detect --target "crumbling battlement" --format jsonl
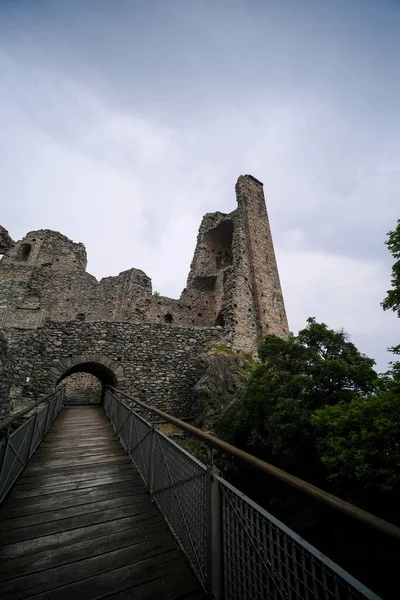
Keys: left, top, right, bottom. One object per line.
{"left": 0, "top": 176, "right": 288, "bottom": 351}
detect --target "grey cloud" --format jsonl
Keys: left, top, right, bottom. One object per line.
{"left": 0, "top": 0, "right": 399, "bottom": 371}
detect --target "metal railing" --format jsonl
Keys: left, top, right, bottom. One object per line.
{"left": 104, "top": 386, "right": 382, "bottom": 600}
{"left": 0, "top": 386, "right": 65, "bottom": 504}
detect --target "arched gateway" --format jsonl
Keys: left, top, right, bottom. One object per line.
{"left": 52, "top": 353, "right": 124, "bottom": 404}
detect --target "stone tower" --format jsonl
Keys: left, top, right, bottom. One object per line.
{"left": 182, "top": 174, "right": 288, "bottom": 352}
{"left": 231, "top": 175, "right": 288, "bottom": 349}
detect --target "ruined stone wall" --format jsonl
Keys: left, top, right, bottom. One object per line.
{"left": 2, "top": 321, "right": 225, "bottom": 417}
{"left": 0, "top": 230, "right": 218, "bottom": 330}
{"left": 0, "top": 230, "right": 88, "bottom": 329}
{"left": 0, "top": 177, "right": 287, "bottom": 344}
{"left": 0, "top": 174, "right": 288, "bottom": 415}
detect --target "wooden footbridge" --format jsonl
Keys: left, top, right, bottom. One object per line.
{"left": 0, "top": 406, "right": 204, "bottom": 599}
{"left": 0, "top": 386, "right": 397, "bottom": 599}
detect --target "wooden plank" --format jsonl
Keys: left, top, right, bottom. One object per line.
{"left": 1, "top": 531, "right": 178, "bottom": 599}
{"left": 50, "top": 422, "right": 107, "bottom": 426}
{"left": 1, "top": 480, "right": 144, "bottom": 516}
{"left": 44, "top": 425, "right": 116, "bottom": 433}
{"left": 37, "top": 436, "right": 120, "bottom": 452}
{"left": 106, "top": 567, "right": 204, "bottom": 600}
{"left": 24, "top": 455, "right": 130, "bottom": 475}
{"left": 0, "top": 501, "right": 155, "bottom": 545}
{"left": 43, "top": 433, "right": 115, "bottom": 440}
{"left": 38, "top": 436, "right": 119, "bottom": 446}
{"left": 18, "top": 553, "right": 200, "bottom": 600}
{"left": 21, "top": 457, "right": 132, "bottom": 483}
{"left": 26, "top": 452, "right": 127, "bottom": 470}
{"left": 32, "top": 446, "right": 126, "bottom": 459}
{"left": 45, "top": 421, "right": 115, "bottom": 428}
{"left": 0, "top": 520, "right": 168, "bottom": 582}
{"left": 1, "top": 512, "right": 162, "bottom": 561}
{"left": 34, "top": 442, "right": 122, "bottom": 455}
{"left": 11, "top": 466, "right": 134, "bottom": 493}
{"left": 8, "top": 472, "right": 139, "bottom": 499}
{"left": 43, "top": 428, "right": 113, "bottom": 437}
{"left": 30, "top": 450, "right": 126, "bottom": 463}
{"left": 0, "top": 493, "right": 149, "bottom": 531}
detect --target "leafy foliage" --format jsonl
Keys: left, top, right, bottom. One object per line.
{"left": 382, "top": 219, "right": 400, "bottom": 318}
{"left": 217, "top": 318, "right": 378, "bottom": 480}
{"left": 313, "top": 385, "right": 400, "bottom": 494}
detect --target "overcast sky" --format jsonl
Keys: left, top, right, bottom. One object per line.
{"left": 0, "top": 0, "right": 399, "bottom": 370}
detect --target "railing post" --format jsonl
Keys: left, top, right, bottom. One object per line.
{"left": 207, "top": 464, "right": 222, "bottom": 599}
{"left": 28, "top": 408, "right": 38, "bottom": 459}
{"left": 149, "top": 417, "right": 157, "bottom": 495}
{"left": 48, "top": 394, "right": 57, "bottom": 428}
{"left": 0, "top": 425, "right": 11, "bottom": 501}
{"left": 103, "top": 388, "right": 109, "bottom": 416}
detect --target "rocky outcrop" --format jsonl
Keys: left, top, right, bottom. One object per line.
{"left": 192, "top": 349, "right": 250, "bottom": 430}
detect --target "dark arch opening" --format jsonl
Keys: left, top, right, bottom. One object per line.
{"left": 17, "top": 243, "right": 32, "bottom": 260}
{"left": 164, "top": 313, "right": 173, "bottom": 323}
{"left": 56, "top": 362, "right": 118, "bottom": 405}
{"left": 215, "top": 311, "right": 225, "bottom": 327}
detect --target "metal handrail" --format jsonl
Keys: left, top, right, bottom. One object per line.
{"left": 107, "top": 386, "right": 400, "bottom": 543}
{"left": 0, "top": 385, "right": 66, "bottom": 434}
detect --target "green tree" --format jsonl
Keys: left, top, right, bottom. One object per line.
{"left": 217, "top": 318, "right": 378, "bottom": 478}
{"left": 382, "top": 219, "right": 400, "bottom": 318}
{"left": 313, "top": 380, "right": 400, "bottom": 496}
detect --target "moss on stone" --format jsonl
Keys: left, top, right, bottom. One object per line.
{"left": 207, "top": 344, "right": 234, "bottom": 355}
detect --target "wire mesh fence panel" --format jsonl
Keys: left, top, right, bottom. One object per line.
{"left": 0, "top": 418, "right": 35, "bottom": 503}
{"left": 105, "top": 390, "right": 153, "bottom": 488}
{"left": 0, "top": 441, "right": 5, "bottom": 474}
{"left": 29, "top": 405, "right": 49, "bottom": 456}
{"left": 12, "top": 418, "right": 35, "bottom": 467}
{"left": 56, "top": 393, "right": 64, "bottom": 417}
{"left": 218, "top": 477, "right": 377, "bottom": 600}
{"left": 44, "top": 400, "right": 55, "bottom": 433}
{"left": 152, "top": 430, "right": 208, "bottom": 590}
{"left": 129, "top": 413, "right": 152, "bottom": 487}
{"left": 115, "top": 402, "right": 131, "bottom": 446}
{"left": 119, "top": 404, "right": 153, "bottom": 487}
{"left": 0, "top": 389, "right": 64, "bottom": 505}
{"left": 103, "top": 390, "right": 112, "bottom": 418}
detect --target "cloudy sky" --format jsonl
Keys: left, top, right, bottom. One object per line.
{"left": 0, "top": 0, "right": 399, "bottom": 370}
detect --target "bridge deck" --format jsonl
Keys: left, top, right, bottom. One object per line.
{"left": 0, "top": 407, "right": 206, "bottom": 600}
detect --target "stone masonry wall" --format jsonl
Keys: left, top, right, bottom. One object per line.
{"left": 2, "top": 321, "right": 225, "bottom": 417}
{"left": 63, "top": 372, "right": 103, "bottom": 405}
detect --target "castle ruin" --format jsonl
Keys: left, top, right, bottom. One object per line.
{"left": 0, "top": 175, "right": 288, "bottom": 417}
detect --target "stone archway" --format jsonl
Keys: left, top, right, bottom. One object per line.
{"left": 51, "top": 353, "right": 124, "bottom": 404}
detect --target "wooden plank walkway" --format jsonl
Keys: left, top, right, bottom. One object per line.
{"left": 0, "top": 407, "right": 207, "bottom": 600}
